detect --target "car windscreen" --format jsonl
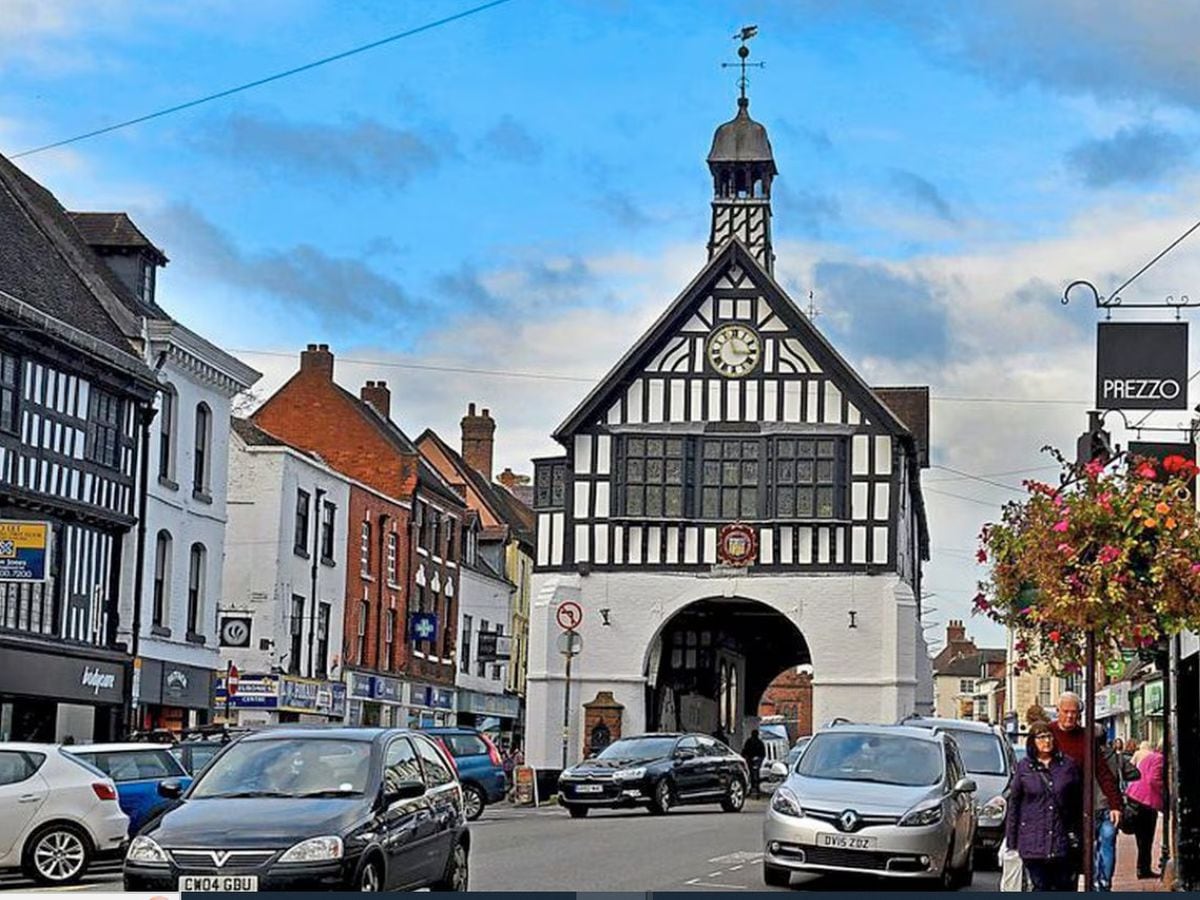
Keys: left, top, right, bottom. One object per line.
{"left": 596, "top": 737, "right": 677, "bottom": 760}
{"left": 190, "top": 739, "right": 372, "bottom": 799}
{"left": 72, "top": 749, "right": 185, "bottom": 783}
{"left": 797, "top": 733, "right": 943, "bottom": 786}
{"left": 944, "top": 729, "right": 1007, "bottom": 775}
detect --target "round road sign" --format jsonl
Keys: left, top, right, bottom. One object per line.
{"left": 555, "top": 601, "right": 583, "bottom": 631}
{"left": 557, "top": 630, "right": 583, "bottom": 657}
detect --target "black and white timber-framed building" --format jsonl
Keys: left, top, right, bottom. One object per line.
{"left": 0, "top": 155, "right": 159, "bottom": 742}
{"left": 525, "top": 89, "right": 933, "bottom": 768}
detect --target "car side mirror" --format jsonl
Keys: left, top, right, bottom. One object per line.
{"left": 675, "top": 749, "right": 697, "bottom": 761}
{"left": 384, "top": 781, "right": 426, "bottom": 805}
{"left": 768, "top": 761, "right": 788, "bottom": 778}
{"left": 157, "top": 778, "right": 185, "bottom": 799}
{"left": 953, "top": 778, "right": 977, "bottom": 795}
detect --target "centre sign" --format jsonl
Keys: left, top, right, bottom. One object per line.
{"left": 1096, "top": 322, "right": 1188, "bottom": 410}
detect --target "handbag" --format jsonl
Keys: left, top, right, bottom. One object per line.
{"left": 1120, "top": 796, "right": 1143, "bottom": 835}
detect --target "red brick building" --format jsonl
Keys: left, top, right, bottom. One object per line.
{"left": 757, "top": 668, "right": 813, "bottom": 740}
{"left": 252, "top": 344, "right": 467, "bottom": 726}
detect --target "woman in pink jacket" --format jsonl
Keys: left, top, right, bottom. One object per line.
{"left": 1125, "top": 743, "right": 1164, "bottom": 879}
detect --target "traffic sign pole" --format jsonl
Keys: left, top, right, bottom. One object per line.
{"left": 562, "top": 637, "right": 573, "bottom": 770}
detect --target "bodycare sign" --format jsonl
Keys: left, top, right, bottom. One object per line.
{"left": 1096, "top": 322, "right": 1189, "bottom": 410}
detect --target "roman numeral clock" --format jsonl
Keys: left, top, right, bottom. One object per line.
{"left": 707, "top": 323, "right": 761, "bottom": 377}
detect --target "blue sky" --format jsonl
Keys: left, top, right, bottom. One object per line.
{"left": 6, "top": 0, "right": 1200, "bottom": 651}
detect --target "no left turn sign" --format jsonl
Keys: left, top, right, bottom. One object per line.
{"left": 555, "top": 601, "right": 583, "bottom": 631}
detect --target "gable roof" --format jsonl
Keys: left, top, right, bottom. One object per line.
{"left": 416, "top": 428, "right": 535, "bottom": 549}
{"left": 553, "top": 239, "right": 912, "bottom": 445}
{"left": 231, "top": 416, "right": 324, "bottom": 463}
{"left": 0, "top": 154, "right": 154, "bottom": 373}
{"left": 935, "top": 652, "right": 985, "bottom": 678}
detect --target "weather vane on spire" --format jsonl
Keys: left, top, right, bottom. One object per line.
{"left": 723, "top": 25, "right": 764, "bottom": 100}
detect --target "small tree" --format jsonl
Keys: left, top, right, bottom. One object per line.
{"left": 975, "top": 450, "right": 1200, "bottom": 674}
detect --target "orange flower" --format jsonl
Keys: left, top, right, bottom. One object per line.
{"left": 1144, "top": 518, "right": 1158, "bottom": 528}
{"left": 1167, "top": 518, "right": 1178, "bottom": 530}
{"left": 1156, "top": 501, "right": 1171, "bottom": 515}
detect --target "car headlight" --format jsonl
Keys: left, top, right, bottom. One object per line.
{"left": 278, "top": 836, "right": 344, "bottom": 864}
{"left": 614, "top": 767, "right": 646, "bottom": 781}
{"left": 771, "top": 786, "right": 804, "bottom": 818}
{"left": 899, "top": 802, "right": 944, "bottom": 827}
{"left": 126, "top": 836, "right": 168, "bottom": 866}
{"left": 980, "top": 795, "right": 1007, "bottom": 821}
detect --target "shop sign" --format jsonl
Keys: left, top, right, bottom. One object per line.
{"left": 409, "top": 612, "right": 438, "bottom": 644}
{"left": 0, "top": 521, "right": 50, "bottom": 582}
{"left": 215, "top": 674, "right": 278, "bottom": 709}
{"left": 416, "top": 683, "right": 455, "bottom": 710}
{"left": 512, "top": 765, "right": 539, "bottom": 807}
{"left": 1094, "top": 682, "right": 1129, "bottom": 718}
{"left": 457, "top": 690, "right": 520, "bottom": 718}
{"left": 372, "top": 676, "right": 402, "bottom": 702}
{"left": 1096, "top": 322, "right": 1188, "bottom": 410}
{"left": 350, "top": 674, "right": 374, "bottom": 699}
{"left": 477, "top": 631, "right": 512, "bottom": 662}
{"left": 279, "top": 677, "right": 320, "bottom": 712}
{"left": 330, "top": 682, "right": 347, "bottom": 717}
{"left": 218, "top": 616, "right": 252, "bottom": 648}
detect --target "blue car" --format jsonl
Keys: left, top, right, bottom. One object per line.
{"left": 423, "top": 727, "right": 507, "bottom": 820}
{"left": 66, "top": 743, "right": 192, "bottom": 834}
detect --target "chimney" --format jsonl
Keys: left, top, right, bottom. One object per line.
{"left": 360, "top": 380, "right": 391, "bottom": 419}
{"left": 461, "top": 403, "right": 496, "bottom": 481}
{"left": 946, "top": 619, "right": 966, "bottom": 644}
{"left": 300, "top": 343, "right": 334, "bottom": 379}
{"left": 497, "top": 467, "right": 527, "bottom": 488}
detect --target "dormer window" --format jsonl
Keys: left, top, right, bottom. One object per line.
{"left": 140, "top": 260, "right": 155, "bottom": 304}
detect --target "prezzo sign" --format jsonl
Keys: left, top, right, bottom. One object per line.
{"left": 1096, "top": 322, "right": 1189, "bottom": 410}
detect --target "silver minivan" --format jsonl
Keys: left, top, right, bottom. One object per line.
{"left": 763, "top": 724, "right": 977, "bottom": 888}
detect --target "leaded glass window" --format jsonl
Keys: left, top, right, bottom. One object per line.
{"left": 773, "top": 437, "right": 846, "bottom": 519}
{"left": 622, "top": 436, "right": 685, "bottom": 517}
{"left": 700, "top": 439, "right": 760, "bottom": 519}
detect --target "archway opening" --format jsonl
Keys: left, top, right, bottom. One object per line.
{"left": 756, "top": 664, "right": 815, "bottom": 742}
{"left": 644, "top": 597, "right": 810, "bottom": 750}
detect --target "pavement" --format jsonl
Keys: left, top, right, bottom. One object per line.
{"left": 0, "top": 799, "right": 1002, "bottom": 893}
{"left": 1109, "top": 828, "right": 1167, "bottom": 893}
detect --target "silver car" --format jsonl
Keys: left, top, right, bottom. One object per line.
{"left": 900, "top": 717, "right": 1016, "bottom": 857}
{"left": 763, "top": 724, "right": 977, "bottom": 888}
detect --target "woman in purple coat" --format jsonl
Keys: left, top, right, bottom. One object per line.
{"left": 1006, "top": 721, "right": 1083, "bottom": 891}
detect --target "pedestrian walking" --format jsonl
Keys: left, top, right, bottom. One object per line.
{"left": 1131, "top": 740, "right": 1152, "bottom": 767}
{"left": 1050, "top": 692, "right": 1123, "bottom": 891}
{"left": 741, "top": 728, "right": 765, "bottom": 798}
{"left": 1124, "top": 742, "right": 1165, "bottom": 880}
{"left": 1006, "top": 721, "right": 1082, "bottom": 891}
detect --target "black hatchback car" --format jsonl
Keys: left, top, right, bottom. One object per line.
{"left": 123, "top": 727, "right": 469, "bottom": 892}
{"left": 558, "top": 733, "right": 749, "bottom": 817}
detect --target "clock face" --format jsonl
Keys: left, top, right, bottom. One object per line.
{"left": 706, "top": 323, "right": 762, "bottom": 378}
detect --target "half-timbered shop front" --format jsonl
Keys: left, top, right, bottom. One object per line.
{"left": 0, "top": 156, "right": 158, "bottom": 742}
{"left": 525, "top": 87, "right": 932, "bottom": 769}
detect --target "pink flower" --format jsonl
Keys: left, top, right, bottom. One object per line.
{"left": 1052, "top": 519, "right": 1070, "bottom": 533}
{"left": 1098, "top": 545, "right": 1121, "bottom": 565}
{"left": 1085, "top": 459, "right": 1104, "bottom": 478}
{"left": 1057, "top": 542, "right": 1074, "bottom": 555}
{"left": 1191, "top": 563, "right": 1200, "bottom": 575}
{"left": 1137, "top": 462, "right": 1158, "bottom": 480}
{"left": 975, "top": 548, "right": 987, "bottom": 563}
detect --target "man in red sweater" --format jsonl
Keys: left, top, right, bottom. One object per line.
{"left": 1051, "top": 692, "right": 1123, "bottom": 890}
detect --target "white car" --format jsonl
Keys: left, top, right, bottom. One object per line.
{"left": 0, "top": 743, "right": 129, "bottom": 885}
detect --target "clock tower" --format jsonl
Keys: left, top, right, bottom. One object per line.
{"left": 706, "top": 85, "right": 777, "bottom": 274}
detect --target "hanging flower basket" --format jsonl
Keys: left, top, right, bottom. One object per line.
{"left": 975, "top": 451, "right": 1200, "bottom": 672}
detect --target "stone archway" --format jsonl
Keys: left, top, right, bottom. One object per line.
{"left": 642, "top": 596, "right": 810, "bottom": 749}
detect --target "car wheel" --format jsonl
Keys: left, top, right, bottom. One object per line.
{"left": 23, "top": 823, "right": 91, "bottom": 886}
{"left": 721, "top": 778, "right": 746, "bottom": 812}
{"left": 356, "top": 856, "right": 382, "bottom": 892}
{"left": 432, "top": 839, "right": 469, "bottom": 891}
{"left": 649, "top": 779, "right": 673, "bottom": 815}
{"left": 763, "top": 862, "right": 792, "bottom": 887}
{"left": 566, "top": 805, "right": 589, "bottom": 818}
{"left": 462, "top": 784, "right": 486, "bottom": 821}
